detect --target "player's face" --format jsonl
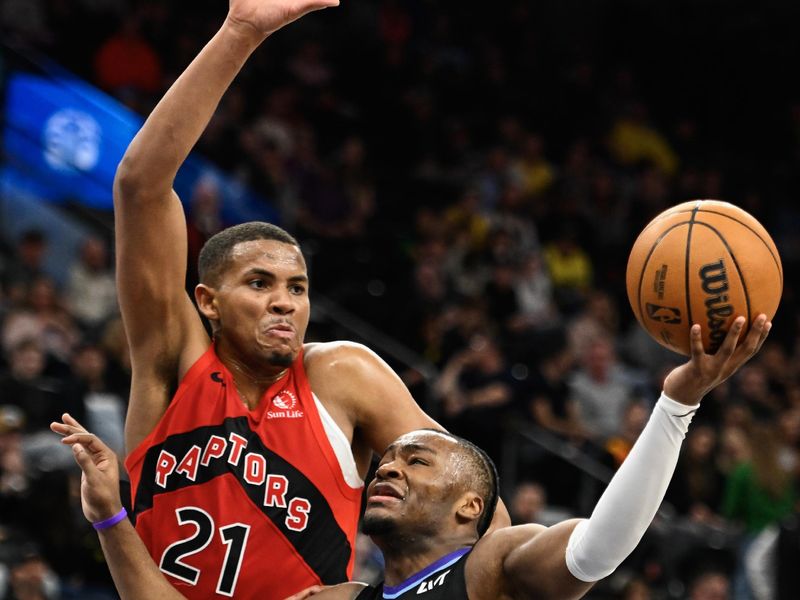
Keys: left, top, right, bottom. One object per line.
{"left": 212, "top": 239, "right": 310, "bottom": 369}
{"left": 362, "top": 431, "right": 465, "bottom": 540}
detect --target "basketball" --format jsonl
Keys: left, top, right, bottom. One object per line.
{"left": 626, "top": 200, "right": 782, "bottom": 356}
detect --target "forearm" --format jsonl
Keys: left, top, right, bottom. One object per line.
{"left": 565, "top": 392, "right": 697, "bottom": 581}
{"left": 98, "top": 521, "right": 187, "bottom": 600}
{"left": 116, "top": 19, "right": 265, "bottom": 195}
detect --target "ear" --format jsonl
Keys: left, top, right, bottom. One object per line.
{"left": 455, "top": 492, "right": 484, "bottom": 527}
{"left": 195, "top": 284, "right": 219, "bottom": 322}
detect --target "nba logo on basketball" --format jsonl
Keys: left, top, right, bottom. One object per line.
{"left": 268, "top": 391, "right": 304, "bottom": 419}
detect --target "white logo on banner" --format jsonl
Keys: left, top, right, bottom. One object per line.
{"left": 43, "top": 109, "right": 101, "bottom": 172}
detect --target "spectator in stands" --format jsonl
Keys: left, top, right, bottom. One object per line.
{"left": 2, "top": 277, "right": 80, "bottom": 364}
{"left": 436, "top": 333, "right": 520, "bottom": 463}
{"left": 67, "top": 343, "right": 126, "bottom": 455}
{"left": 2, "top": 230, "right": 48, "bottom": 307}
{"left": 185, "top": 176, "right": 225, "bottom": 292}
{"left": 568, "top": 335, "right": 643, "bottom": 443}
{"left": 65, "top": 237, "right": 118, "bottom": 331}
{"left": 665, "top": 424, "right": 726, "bottom": 523}
{"left": 93, "top": 12, "right": 162, "bottom": 100}
{"left": 621, "top": 578, "right": 652, "bottom": 600}
{"left": 723, "top": 423, "right": 797, "bottom": 599}
{"left": 0, "top": 405, "right": 27, "bottom": 502}
{"left": 0, "top": 543, "right": 60, "bottom": 600}
{"left": 526, "top": 336, "right": 583, "bottom": 441}
{"left": 543, "top": 225, "right": 593, "bottom": 314}
{"left": 567, "top": 288, "right": 620, "bottom": 360}
{"left": 508, "top": 480, "right": 572, "bottom": 527}
{"left": 605, "top": 400, "right": 649, "bottom": 468}
{"left": 733, "top": 364, "right": 783, "bottom": 423}
{"left": 510, "top": 251, "right": 557, "bottom": 332}
{"left": 687, "top": 570, "right": 731, "bottom": 600}
{"left": 512, "top": 133, "right": 555, "bottom": 198}
{"left": 0, "top": 338, "right": 83, "bottom": 433}
{"left": 607, "top": 102, "right": 679, "bottom": 177}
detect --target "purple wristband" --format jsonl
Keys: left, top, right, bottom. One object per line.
{"left": 92, "top": 507, "right": 128, "bottom": 531}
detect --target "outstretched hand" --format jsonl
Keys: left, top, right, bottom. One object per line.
{"left": 227, "top": 0, "right": 340, "bottom": 40}
{"left": 50, "top": 414, "right": 123, "bottom": 523}
{"left": 663, "top": 314, "right": 771, "bottom": 406}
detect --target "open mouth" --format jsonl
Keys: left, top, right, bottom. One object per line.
{"left": 368, "top": 482, "right": 405, "bottom": 503}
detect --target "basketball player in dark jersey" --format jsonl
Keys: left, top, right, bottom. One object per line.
{"left": 56, "top": 314, "right": 770, "bottom": 599}
{"left": 101, "top": 0, "right": 509, "bottom": 597}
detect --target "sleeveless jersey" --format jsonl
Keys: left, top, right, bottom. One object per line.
{"left": 125, "top": 345, "right": 363, "bottom": 599}
{"left": 356, "top": 548, "right": 471, "bottom": 600}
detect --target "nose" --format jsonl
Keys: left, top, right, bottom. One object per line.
{"left": 375, "top": 460, "right": 402, "bottom": 481}
{"left": 268, "top": 288, "right": 295, "bottom": 316}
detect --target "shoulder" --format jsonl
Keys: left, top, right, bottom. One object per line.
{"left": 472, "top": 523, "right": 549, "bottom": 560}
{"left": 303, "top": 341, "right": 396, "bottom": 387}
{"left": 304, "top": 341, "right": 379, "bottom": 368}
{"left": 465, "top": 525, "right": 547, "bottom": 597}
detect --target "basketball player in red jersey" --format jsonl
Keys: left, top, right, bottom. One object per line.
{"left": 96, "top": 0, "right": 508, "bottom": 597}
{"left": 56, "top": 315, "right": 771, "bottom": 600}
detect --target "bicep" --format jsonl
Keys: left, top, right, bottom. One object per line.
{"left": 354, "top": 356, "right": 442, "bottom": 454}
{"left": 502, "top": 519, "right": 593, "bottom": 600}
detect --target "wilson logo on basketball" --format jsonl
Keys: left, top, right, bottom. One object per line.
{"left": 699, "top": 259, "right": 734, "bottom": 353}
{"left": 268, "top": 391, "right": 304, "bottom": 419}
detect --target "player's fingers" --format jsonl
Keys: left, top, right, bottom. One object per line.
{"left": 71, "top": 443, "right": 100, "bottom": 476}
{"left": 64, "top": 432, "right": 107, "bottom": 450}
{"left": 688, "top": 324, "right": 705, "bottom": 359}
{"left": 50, "top": 422, "right": 71, "bottom": 436}
{"left": 52, "top": 413, "right": 88, "bottom": 436}
{"left": 62, "top": 412, "right": 89, "bottom": 432}
{"left": 716, "top": 316, "right": 746, "bottom": 361}
{"left": 729, "top": 314, "right": 768, "bottom": 362}
{"left": 749, "top": 315, "right": 771, "bottom": 354}
{"left": 62, "top": 433, "right": 111, "bottom": 462}
{"left": 757, "top": 320, "right": 773, "bottom": 351}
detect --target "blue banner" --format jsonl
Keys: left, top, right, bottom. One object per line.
{"left": 2, "top": 72, "right": 278, "bottom": 224}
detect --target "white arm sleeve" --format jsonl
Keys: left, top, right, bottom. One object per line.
{"left": 564, "top": 392, "right": 698, "bottom": 582}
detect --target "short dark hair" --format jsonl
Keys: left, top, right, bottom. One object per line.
{"left": 423, "top": 429, "right": 500, "bottom": 537}
{"left": 198, "top": 222, "right": 300, "bottom": 284}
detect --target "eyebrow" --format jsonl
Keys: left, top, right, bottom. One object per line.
{"left": 384, "top": 442, "right": 438, "bottom": 457}
{"left": 244, "top": 268, "right": 308, "bottom": 283}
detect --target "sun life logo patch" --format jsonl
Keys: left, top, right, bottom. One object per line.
{"left": 268, "top": 390, "right": 303, "bottom": 419}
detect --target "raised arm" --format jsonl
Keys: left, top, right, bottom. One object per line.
{"left": 306, "top": 341, "right": 511, "bottom": 530}
{"left": 492, "top": 316, "right": 771, "bottom": 599}
{"left": 115, "top": 0, "right": 339, "bottom": 453}
{"left": 52, "top": 415, "right": 187, "bottom": 600}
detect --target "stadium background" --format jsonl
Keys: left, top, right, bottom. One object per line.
{"left": 1, "top": 0, "right": 800, "bottom": 598}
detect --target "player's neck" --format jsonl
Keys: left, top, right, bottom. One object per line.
{"left": 215, "top": 343, "right": 289, "bottom": 408}
{"left": 380, "top": 536, "right": 473, "bottom": 587}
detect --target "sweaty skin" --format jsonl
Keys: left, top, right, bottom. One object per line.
{"left": 110, "top": 3, "right": 509, "bottom": 595}
{"left": 53, "top": 313, "right": 772, "bottom": 600}
{"left": 111, "top": 0, "right": 512, "bottom": 505}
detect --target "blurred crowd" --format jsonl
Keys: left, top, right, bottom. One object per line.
{"left": 3, "top": 0, "right": 800, "bottom": 598}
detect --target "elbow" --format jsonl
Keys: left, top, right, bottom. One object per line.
{"left": 113, "top": 154, "right": 169, "bottom": 205}
{"left": 113, "top": 154, "right": 144, "bottom": 202}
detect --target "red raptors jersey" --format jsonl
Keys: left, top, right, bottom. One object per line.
{"left": 126, "top": 345, "right": 363, "bottom": 599}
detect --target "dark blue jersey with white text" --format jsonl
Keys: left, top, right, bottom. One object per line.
{"left": 356, "top": 548, "right": 471, "bottom": 600}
